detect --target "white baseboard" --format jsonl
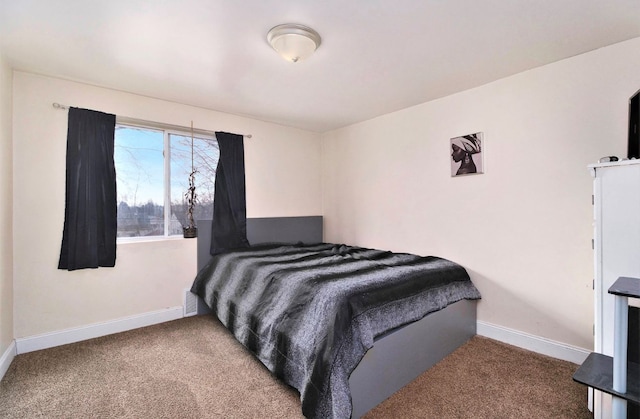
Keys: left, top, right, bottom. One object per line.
{"left": 8, "top": 311, "right": 589, "bottom": 366}
{"left": 0, "top": 340, "right": 17, "bottom": 381}
{"left": 15, "top": 306, "right": 183, "bottom": 355}
{"left": 477, "top": 320, "right": 590, "bottom": 365}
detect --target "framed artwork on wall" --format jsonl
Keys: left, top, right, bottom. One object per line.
{"left": 450, "top": 132, "right": 484, "bottom": 177}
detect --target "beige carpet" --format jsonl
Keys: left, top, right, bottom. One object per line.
{"left": 0, "top": 315, "right": 591, "bottom": 418}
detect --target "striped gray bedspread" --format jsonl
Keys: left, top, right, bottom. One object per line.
{"left": 190, "top": 243, "right": 481, "bottom": 418}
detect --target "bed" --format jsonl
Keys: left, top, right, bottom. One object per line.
{"left": 191, "top": 217, "right": 480, "bottom": 418}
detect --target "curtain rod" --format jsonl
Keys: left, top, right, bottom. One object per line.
{"left": 52, "top": 102, "right": 252, "bottom": 139}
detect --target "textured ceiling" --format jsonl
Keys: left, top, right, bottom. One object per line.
{"left": 1, "top": 0, "right": 640, "bottom": 132}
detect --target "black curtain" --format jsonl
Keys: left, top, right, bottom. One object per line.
{"left": 210, "top": 131, "right": 250, "bottom": 255}
{"left": 58, "top": 107, "right": 117, "bottom": 271}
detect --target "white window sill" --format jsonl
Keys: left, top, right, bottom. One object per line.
{"left": 117, "top": 235, "right": 188, "bottom": 245}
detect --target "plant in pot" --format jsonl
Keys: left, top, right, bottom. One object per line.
{"left": 183, "top": 122, "right": 198, "bottom": 238}
{"left": 183, "top": 167, "right": 198, "bottom": 238}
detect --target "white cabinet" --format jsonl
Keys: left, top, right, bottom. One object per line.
{"left": 591, "top": 160, "right": 640, "bottom": 418}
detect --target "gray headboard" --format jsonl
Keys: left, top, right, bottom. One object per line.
{"left": 196, "top": 216, "right": 323, "bottom": 271}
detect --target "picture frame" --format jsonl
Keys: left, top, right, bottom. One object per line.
{"left": 450, "top": 132, "right": 484, "bottom": 176}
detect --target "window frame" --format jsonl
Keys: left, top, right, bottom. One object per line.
{"left": 114, "top": 119, "right": 218, "bottom": 243}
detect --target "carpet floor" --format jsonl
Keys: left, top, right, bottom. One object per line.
{"left": 0, "top": 315, "right": 591, "bottom": 418}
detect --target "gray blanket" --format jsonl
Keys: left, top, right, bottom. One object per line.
{"left": 191, "top": 243, "right": 481, "bottom": 418}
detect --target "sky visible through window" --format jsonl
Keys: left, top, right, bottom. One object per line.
{"left": 114, "top": 125, "right": 219, "bottom": 237}
{"left": 114, "top": 126, "right": 164, "bottom": 206}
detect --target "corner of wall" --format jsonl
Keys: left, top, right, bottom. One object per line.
{"left": 0, "top": 52, "right": 15, "bottom": 366}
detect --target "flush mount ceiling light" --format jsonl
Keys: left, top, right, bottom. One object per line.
{"left": 267, "top": 24, "right": 321, "bottom": 63}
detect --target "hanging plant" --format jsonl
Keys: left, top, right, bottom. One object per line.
{"left": 183, "top": 121, "right": 198, "bottom": 238}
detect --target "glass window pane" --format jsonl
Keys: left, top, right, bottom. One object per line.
{"left": 169, "top": 134, "right": 219, "bottom": 235}
{"left": 114, "top": 126, "right": 165, "bottom": 237}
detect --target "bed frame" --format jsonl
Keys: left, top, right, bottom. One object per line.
{"left": 195, "top": 217, "right": 477, "bottom": 418}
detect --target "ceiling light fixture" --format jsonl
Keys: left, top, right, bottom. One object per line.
{"left": 267, "top": 24, "right": 321, "bottom": 63}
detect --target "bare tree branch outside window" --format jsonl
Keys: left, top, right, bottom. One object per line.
{"left": 114, "top": 125, "right": 219, "bottom": 238}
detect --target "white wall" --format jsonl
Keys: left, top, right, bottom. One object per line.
{"left": 12, "top": 72, "right": 322, "bottom": 339}
{"left": 11, "top": 37, "right": 640, "bottom": 351}
{"left": 0, "top": 55, "right": 14, "bottom": 355}
{"left": 322, "top": 37, "right": 640, "bottom": 350}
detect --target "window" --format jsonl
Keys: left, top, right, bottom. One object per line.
{"left": 114, "top": 123, "right": 219, "bottom": 239}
